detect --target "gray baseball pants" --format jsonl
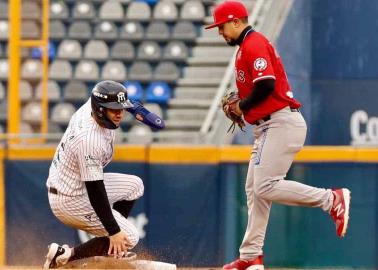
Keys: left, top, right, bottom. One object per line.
{"left": 239, "top": 106, "right": 333, "bottom": 260}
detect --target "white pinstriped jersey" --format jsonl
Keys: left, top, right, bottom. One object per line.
{"left": 46, "top": 98, "right": 115, "bottom": 196}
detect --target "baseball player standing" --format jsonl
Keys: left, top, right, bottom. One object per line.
{"left": 43, "top": 80, "right": 164, "bottom": 269}
{"left": 205, "top": 2, "right": 351, "bottom": 270}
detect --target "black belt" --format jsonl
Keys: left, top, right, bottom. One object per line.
{"left": 254, "top": 108, "right": 299, "bottom": 126}
{"left": 48, "top": 187, "right": 58, "bottom": 195}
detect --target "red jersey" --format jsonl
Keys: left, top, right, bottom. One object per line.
{"left": 235, "top": 30, "right": 301, "bottom": 124}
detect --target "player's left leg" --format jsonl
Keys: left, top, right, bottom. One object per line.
{"left": 104, "top": 172, "right": 144, "bottom": 205}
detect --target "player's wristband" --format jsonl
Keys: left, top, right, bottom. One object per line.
{"left": 126, "top": 101, "right": 165, "bottom": 130}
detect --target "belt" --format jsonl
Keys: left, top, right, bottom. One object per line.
{"left": 48, "top": 187, "right": 58, "bottom": 195}
{"left": 254, "top": 108, "right": 299, "bottom": 126}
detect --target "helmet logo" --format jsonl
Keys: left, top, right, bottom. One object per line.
{"left": 117, "top": 92, "right": 126, "bottom": 103}
{"left": 93, "top": 91, "right": 108, "bottom": 99}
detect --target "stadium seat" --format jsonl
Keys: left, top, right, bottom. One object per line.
{"left": 21, "top": 59, "right": 42, "bottom": 80}
{"left": 110, "top": 41, "right": 135, "bottom": 61}
{"left": 57, "top": 39, "right": 82, "bottom": 59}
{"left": 99, "top": 1, "right": 124, "bottom": 20}
{"left": 126, "top": 2, "right": 151, "bottom": 21}
{"left": 119, "top": 22, "right": 144, "bottom": 41}
{"left": 0, "top": 20, "right": 8, "bottom": 40}
{"left": 172, "top": 21, "right": 197, "bottom": 41}
{"left": 20, "top": 122, "right": 34, "bottom": 133}
{"left": 101, "top": 61, "right": 127, "bottom": 81}
{"left": 63, "top": 80, "right": 88, "bottom": 102}
{"left": 180, "top": 0, "right": 206, "bottom": 21}
{"left": 146, "top": 81, "right": 171, "bottom": 105}
{"left": 127, "top": 124, "right": 153, "bottom": 144}
{"left": 0, "top": 100, "right": 6, "bottom": 121}
{"left": 68, "top": 21, "right": 92, "bottom": 40}
{"left": 163, "top": 41, "right": 188, "bottom": 61}
{"left": 22, "top": 1, "right": 41, "bottom": 20}
{"left": 144, "top": 102, "right": 163, "bottom": 118}
{"left": 51, "top": 103, "right": 76, "bottom": 124}
{"left": 154, "top": 61, "right": 180, "bottom": 82}
{"left": 128, "top": 61, "right": 153, "bottom": 82}
{"left": 123, "top": 81, "right": 143, "bottom": 102}
{"left": 19, "top": 80, "right": 33, "bottom": 101}
{"left": 145, "top": 21, "right": 170, "bottom": 41}
{"left": 72, "top": 1, "right": 96, "bottom": 19}
{"left": 49, "top": 60, "right": 73, "bottom": 80}
{"left": 0, "top": 59, "right": 8, "bottom": 80}
{"left": 48, "top": 121, "right": 63, "bottom": 137}
{"left": 50, "top": 1, "right": 69, "bottom": 19}
{"left": 74, "top": 60, "right": 99, "bottom": 81}
{"left": 153, "top": 1, "right": 178, "bottom": 22}
{"left": 0, "top": 82, "right": 4, "bottom": 101}
{"left": 94, "top": 21, "right": 118, "bottom": 40}
{"left": 31, "top": 41, "right": 56, "bottom": 59}
{"left": 22, "top": 21, "right": 40, "bottom": 39}
{"left": 35, "top": 80, "right": 61, "bottom": 102}
{"left": 49, "top": 20, "right": 66, "bottom": 40}
{"left": 21, "top": 101, "right": 42, "bottom": 124}
{"left": 0, "top": 2, "right": 8, "bottom": 19}
{"left": 84, "top": 40, "right": 109, "bottom": 60}
{"left": 137, "top": 41, "right": 162, "bottom": 62}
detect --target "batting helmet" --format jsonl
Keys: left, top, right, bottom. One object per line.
{"left": 91, "top": 80, "right": 133, "bottom": 129}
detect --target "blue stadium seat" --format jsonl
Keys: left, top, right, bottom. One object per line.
{"left": 146, "top": 81, "right": 171, "bottom": 105}
{"left": 31, "top": 41, "right": 56, "bottom": 59}
{"left": 123, "top": 81, "right": 144, "bottom": 102}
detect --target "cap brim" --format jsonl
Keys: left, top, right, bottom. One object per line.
{"left": 204, "top": 19, "right": 229, "bottom": 29}
{"left": 101, "top": 100, "right": 134, "bottom": 110}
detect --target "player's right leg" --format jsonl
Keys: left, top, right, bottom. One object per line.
{"left": 223, "top": 145, "right": 268, "bottom": 270}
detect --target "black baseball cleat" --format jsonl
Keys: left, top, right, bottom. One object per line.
{"left": 43, "top": 243, "right": 71, "bottom": 269}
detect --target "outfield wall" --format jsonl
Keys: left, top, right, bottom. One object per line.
{"left": 0, "top": 145, "right": 376, "bottom": 268}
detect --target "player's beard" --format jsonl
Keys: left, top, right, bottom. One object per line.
{"left": 226, "top": 39, "right": 238, "bottom": 46}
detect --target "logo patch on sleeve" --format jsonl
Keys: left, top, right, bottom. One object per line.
{"left": 254, "top": 58, "right": 268, "bottom": 71}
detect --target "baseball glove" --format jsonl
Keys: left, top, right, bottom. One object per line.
{"left": 221, "top": 91, "right": 246, "bottom": 133}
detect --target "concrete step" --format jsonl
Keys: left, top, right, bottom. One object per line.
{"left": 166, "top": 108, "right": 208, "bottom": 120}
{"left": 164, "top": 119, "right": 203, "bottom": 130}
{"left": 183, "top": 66, "right": 226, "bottom": 79}
{"left": 174, "top": 87, "right": 216, "bottom": 99}
{"left": 177, "top": 78, "right": 220, "bottom": 87}
{"left": 187, "top": 57, "right": 230, "bottom": 66}
{"left": 169, "top": 98, "right": 212, "bottom": 108}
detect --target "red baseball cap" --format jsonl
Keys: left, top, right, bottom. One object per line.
{"left": 205, "top": 1, "right": 249, "bottom": 29}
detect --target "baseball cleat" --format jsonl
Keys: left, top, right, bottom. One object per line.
{"left": 223, "top": 255, "right": 264, "bottom": 270}
{"left": 329, "top": 188, "right": 351, "bottom": 237}
{"left": 43, "top": 243, "right": 72, "bottom": 269}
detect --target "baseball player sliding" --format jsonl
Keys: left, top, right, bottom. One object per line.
{"left": 206, "top": 1, "right": 351, "bottom": 270}
{"left": 43, "top": 80, "right": 164, "bottom": 269}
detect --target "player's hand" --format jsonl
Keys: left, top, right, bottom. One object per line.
{"left": 108, "top": 231, "right": 130, "bottom": 258}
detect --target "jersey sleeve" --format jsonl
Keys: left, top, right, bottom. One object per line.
{"left": 77, "top": 139, "right": 104, "bottom": 182}
{"left": 246, "top": 38, "right": 276, "bottom": 84}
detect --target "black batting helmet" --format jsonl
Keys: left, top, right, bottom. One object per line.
{"left": 91, "top": 80, "right": 133, "bottom": 129}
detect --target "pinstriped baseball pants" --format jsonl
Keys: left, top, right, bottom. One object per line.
{"left": 239, "top": 106, "right": 333, "bottom": 260}
{"left": 48, "top": 173, "right": 144, "bottom": 248}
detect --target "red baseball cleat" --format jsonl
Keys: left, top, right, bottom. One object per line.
{"left": 223, "top": 255, "right": 264, "bottom": 270}
{"left": 329, "top": 188, "right": 351, "bottom": 237}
